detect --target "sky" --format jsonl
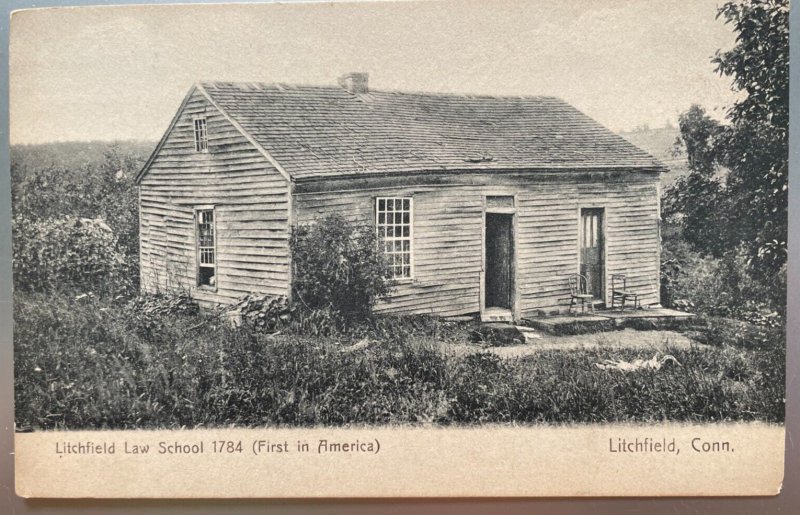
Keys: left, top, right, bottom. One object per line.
{"left": 9, "top": 0, "right": 740, "bottom": 144}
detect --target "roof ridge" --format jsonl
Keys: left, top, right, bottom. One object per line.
{"left": 198, "top": 79, "right": 563, "bottom": 102}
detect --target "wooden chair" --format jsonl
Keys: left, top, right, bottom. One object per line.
{"left": 611, "top": 274, "right": 640, "bottom": 310}
{"left": 568, "top": 273, "right": 595, "bottom": 314}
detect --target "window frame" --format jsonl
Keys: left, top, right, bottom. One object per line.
{"left": 485, "top": 195, "right": 515, "bottom": 210}
{"left": 375, "top": 196, "right": 414, "bottom": 281}
{"left": 193, "top": 116, "right": 209, "bottom": 153}
{"left": 195, "top": 206, "right": 217, "bottom": 290}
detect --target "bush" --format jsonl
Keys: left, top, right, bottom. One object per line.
{"left": 11, "top": 146, "right": 144, "bottom": 298}
{"left": 286, "top": 307, "right": 346, "bottom": 338}
{"left": 660, "top": 225, "right": 784, "bottom": 326}
{"left": 290, "top": 214, "right": 393, "bottom": 320}
{"left": 12, "top": 215, "right": 134, "bottom": 297}
{"left": 688, "top": 316, "right": 785, "bottom": 352}
{"left": 12, "top": 147, "right": 143, "bottom": 292}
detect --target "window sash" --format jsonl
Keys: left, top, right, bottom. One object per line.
{"left": 376, "top": 197, "right": 413, "bottom": 280}
{"left": 582, "top": 211, "right": 599, "bottom": 249}
{"left": 196, "top": 209, "right": 216, "bottom": 286}
{"left": 194, "top": 117, "right": 208, "bottom": 152}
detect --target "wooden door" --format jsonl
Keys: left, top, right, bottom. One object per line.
{"left": 580, "top": 208, "right": 604, "bottom": 299}
{"left": 485, "top": 213, "right": 514, "bottom": 309}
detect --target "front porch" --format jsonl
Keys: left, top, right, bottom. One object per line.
{"left": 521, "top": 307, "right": 698, "bottom": 336}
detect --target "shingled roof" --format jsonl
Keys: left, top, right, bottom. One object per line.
{"left": 195, "top": 80, "right": 666, "bottom": 180}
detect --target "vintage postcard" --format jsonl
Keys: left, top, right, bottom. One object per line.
{"left": 9, "top": 0, "right": 787, "bottom": 498}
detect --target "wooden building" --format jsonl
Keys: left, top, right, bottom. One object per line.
{"left": 136, "top": 74, "right": 666, "bottom": 322}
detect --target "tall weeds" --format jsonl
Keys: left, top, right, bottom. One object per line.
{"left": 14, "top": 292, "right": 785, "bottom": 429}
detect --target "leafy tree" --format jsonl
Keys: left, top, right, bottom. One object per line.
{"left": 666, "top": 0, "right": 788, "bottom": 291}
{"left": 663, "top": 106, "right": 727, "bottom": 256}
{"left": 713, "top": 0, "right": 789, "bottom": 278}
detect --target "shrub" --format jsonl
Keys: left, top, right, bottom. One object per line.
{"left": 660, "top": 225, "right": 784, "bottom": 325}
{"left": 290, "top": 214, "right": 393, "bottom": 320}
{"left": 688, "top": 316, "right": 785, "bottom": 352}
{"left": 12, "top": 215, "right": 133, "bottom": 297}
{"left": 286, "top": 307, "right": 346, "bottom": 338}
{"left": 11, "top": 147, "right": 143, "bottom": 291}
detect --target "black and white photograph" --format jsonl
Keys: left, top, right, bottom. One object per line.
{"left": 7, "top": 0, "right": 789, "bottom": 498}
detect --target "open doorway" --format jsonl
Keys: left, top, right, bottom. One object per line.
{"left": 485, "top": 212, "right": 514, "bottom": 311}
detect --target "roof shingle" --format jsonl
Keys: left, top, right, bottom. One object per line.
{"left": 199, "top": 81, "right": 665, "bottom": 180}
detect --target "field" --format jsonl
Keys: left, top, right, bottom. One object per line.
{"left": 618, "top": 126, "right": 687, "bottom": 186}
{"left": 13, "top": 292, "right": 785, "bottom": 429}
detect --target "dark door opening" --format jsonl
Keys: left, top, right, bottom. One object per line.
{"left": 580, "top": 208, "right": 605, "bottom": 299}
{"left": 485, "top": 213, "right": 514, "bottom": 309}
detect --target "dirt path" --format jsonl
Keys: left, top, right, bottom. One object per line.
{"left": 442, "top": 328, "right": 703, "bottom": 359}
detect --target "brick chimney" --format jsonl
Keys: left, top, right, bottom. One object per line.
{"left": 338, "top": 72, "right": 369, "bottom": 94}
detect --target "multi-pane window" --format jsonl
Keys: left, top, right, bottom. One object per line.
{"left": 582, "top": 209, "right": 600, "bottom": 249}
{"left": 376, "top": 197, "right": 413, "bottom": 280}
{"left": 197, "top": 209, "right": 216, "bottom": 287}
{"left": 193, "top": 117, "right": 208, "bottom": 152}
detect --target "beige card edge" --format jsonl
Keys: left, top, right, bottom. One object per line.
{"left": 14, "top": 422, "right": 785, "bottom": 498}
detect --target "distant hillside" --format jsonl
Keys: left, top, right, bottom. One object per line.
{"left": 11, "top": 140, "right": 157, "bottom": 175}
{"left": 12, "top": 135, "right": 690, "bottom": 187}
{"left": 619, "top": 127, "right": 688, "bottom": 186}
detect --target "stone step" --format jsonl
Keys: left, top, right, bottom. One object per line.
{"left": 471, "top": 323, "right": 523, "bottom": 346}
{"left": 471, "top": 323, "right": 543, "bottom": 346}
{"left": 515, "top": 325, "right": 542, "bottom": 342}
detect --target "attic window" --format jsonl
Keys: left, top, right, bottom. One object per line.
{"left": 376, "top": 197, "right": 413, "bottom": 280}
{"left": 193, "top": 117, "right": 208, "bottom": 153}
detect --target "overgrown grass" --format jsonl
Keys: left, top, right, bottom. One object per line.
{"left": 13, "top": 292, "right": 785, "bottom": 429}
{"left": 448, "top": 346, "right": 784, "bottom": 424}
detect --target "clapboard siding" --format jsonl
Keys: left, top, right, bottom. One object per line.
{"left": 139, "top": 88, "right": 291, "bottom": 306}
{"left": 294, "top": 172, "right": 660, "bottom": 317}
{"left": 515, "top": 176, "right": 660, "bottom": 314}
{"left": 294, "top": 186, "right": 484, "bottom": 316}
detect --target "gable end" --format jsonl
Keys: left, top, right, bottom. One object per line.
{"left": 135, "top": 84, "right": 293, "bottom": 184}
